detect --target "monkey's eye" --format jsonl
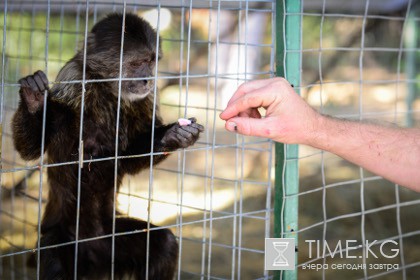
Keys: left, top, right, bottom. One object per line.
{"left": 129, "top": 61, "right": 145, "bottom": 68}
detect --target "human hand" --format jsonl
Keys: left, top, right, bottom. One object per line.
{"left": 219, "top": 77, "right": 321, "bottom": 144}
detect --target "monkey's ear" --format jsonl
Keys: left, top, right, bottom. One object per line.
{"left": 85, "top": 33, "right": 97, "bottom": 50}
{"left": 76, "top": 33, "right": 96, "bottom": 53}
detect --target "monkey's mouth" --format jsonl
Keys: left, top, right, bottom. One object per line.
{"left": 125, "top": 81, "right": 154, "bottom": 99}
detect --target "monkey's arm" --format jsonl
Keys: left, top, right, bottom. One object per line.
{"left": 120, "top": 118, "right": 204, "bottom": 174}
{"left": 12, "top": 71, "right": 54, "bottom": 160}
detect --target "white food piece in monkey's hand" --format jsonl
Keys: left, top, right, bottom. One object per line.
{"left": 178, "top": 118, "right": 192, "bottom": 126}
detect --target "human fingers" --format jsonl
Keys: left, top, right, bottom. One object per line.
{"left": 224, "top": 116, "right": 276, "bottom": 139}
{"left": 220, "top": 89, "right": 278, "bottom": 121}
{"left": 226, "top": 78, "right": 283, "bottom": 107}
{"left": 238, "top": 109, "right": 261, "bottom": 119}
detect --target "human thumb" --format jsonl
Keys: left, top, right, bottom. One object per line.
{"left": 225, "top": 117, "right": 272, "bottom": 138}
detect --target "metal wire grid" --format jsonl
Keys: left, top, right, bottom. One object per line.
{"left": 0, "top": 1, "right": 275, "bottom": 279}
{"left": 289, "top": 0, "right": 420, "bottom": 279}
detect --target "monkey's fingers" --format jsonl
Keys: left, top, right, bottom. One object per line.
{"left": 178, "top": 123, "right": 203, "bottom": 134}
{"left": 18, "top": 71, "right": 49, "bottom": 93}
{"left": 26, "top": 76, "right": 42, "bottom": 93}
{"left": 33, "top": 75, "right": 46, "bottom": 92}
{"left": 190, "top": 122, "right": 204, "bottom": 132}
{"left": 175, "top": 133, "right": 191, "bottom": 148}
{"left": 18, "top": 78, "right": 29, "bottom": 88}
{"left": 186, "top": 118, "right": 204, "bottom": 132}
{"left": 33, "top": 70, "right": 49, "bottom": 91}
{"left": 178, "top": 125, "right": 199, "bottom": 137}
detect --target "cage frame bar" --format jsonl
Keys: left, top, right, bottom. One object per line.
{"left": 274, "top": 0, "right": 301, "bottom": 280}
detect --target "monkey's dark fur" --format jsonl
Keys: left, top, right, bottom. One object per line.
{"left": 12, "top": 13, "right": 203, "bottom": 280}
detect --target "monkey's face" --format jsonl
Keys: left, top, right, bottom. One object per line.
{"left": 118, "top": 51, "right": 159, "bottom": 101}
{"left": 87, "top": 13, "right": 162, "bottom": 102}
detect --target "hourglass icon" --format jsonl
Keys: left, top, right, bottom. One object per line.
{"left": 272, "top": 241, "right": 289, "bottom": 266}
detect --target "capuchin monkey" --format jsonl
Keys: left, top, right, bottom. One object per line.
{"left": 12, "top": 13, "right": 203, "bottom": 280}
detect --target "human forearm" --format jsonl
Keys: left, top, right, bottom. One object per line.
{"left": 309, "top": 115, "right": 420, "bottom": 191}
{"left": 220, "top": 78, "right": 420, "bottom": 192}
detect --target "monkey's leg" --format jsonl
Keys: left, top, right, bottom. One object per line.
{"left": 39, "top": 230, "right": 71, "bottom": 280}
{"left": 113, "top": 217, "right": 178, "bottom": 280}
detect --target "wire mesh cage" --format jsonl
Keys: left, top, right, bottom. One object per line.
{"left": 1, "top": 0, "right": 420, "bottom": 280}
{"left": 1, "top": 0, "right": 275, "bottom": 279}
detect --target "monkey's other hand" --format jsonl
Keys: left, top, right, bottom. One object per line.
{"left": 18, "top": 70, "right": 49, "bottom": 114}
{"left": 161, "top": 118, "right": 204, "bottom": 150}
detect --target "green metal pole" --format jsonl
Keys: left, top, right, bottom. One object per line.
{"left": 405, "top": 6, "right": 418, "bottom": 127}
{"left": 274, "top": 0, "right": 301, "bottom": 279}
